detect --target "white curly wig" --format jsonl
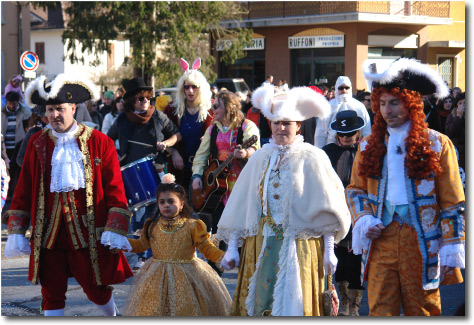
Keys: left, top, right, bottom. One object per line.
{"left": 172, "top": 69, "right": 212, "bottom": 123}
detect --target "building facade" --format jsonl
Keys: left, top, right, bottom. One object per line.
{"left": 29, "top": 2, "right": 131, "bottom": 92}
{"left": 1, "top": 2, "right": 31, "bottom": 94}
{"left": 211, "top": 1, "right": 465, "bottom": 92}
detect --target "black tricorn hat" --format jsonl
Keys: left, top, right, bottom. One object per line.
{"left": 25, "top": 74, "right": 100, "bottom": 108}
{"left": 362, "top": 58, "right": 449, "bottom": 99}
{"left": 330, "top": 110, "right": 365, "bottom": 133}
{"left": 123, "top": 77, "right": 153, "bottom": 99}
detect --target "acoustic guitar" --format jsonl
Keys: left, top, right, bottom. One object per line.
{"left": 191, "top": 135, "right": 258, "bottom": 214}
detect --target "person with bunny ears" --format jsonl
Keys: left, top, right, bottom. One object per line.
{"left": 163, "top": 58, "right": 214, "bottom": 190}
{"left": 214, "top": 85, "right": 351, "bottom": 316}
{"left": 123, "top": 173, "right": 232, "bottom": 316}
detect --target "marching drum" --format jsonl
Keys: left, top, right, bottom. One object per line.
{"left": 121, "top": 156, "right": 161, "bottom": 211}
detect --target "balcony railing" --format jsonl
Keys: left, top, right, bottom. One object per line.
{"left": 239, "top": 1, "right": 450, "bottom": 20}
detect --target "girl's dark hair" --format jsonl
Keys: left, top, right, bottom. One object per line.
{"left": 111, "top": 96, "right": 123, "bottom": 117}
{"left": 143, "top": 182, "right": 193, "bottom": 241}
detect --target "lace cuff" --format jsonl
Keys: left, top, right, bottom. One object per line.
{"left": 352, "top": 214, "right": 382, "bottom": 255}
{"left": 439, "top": 243, "right": 465, "bottom": 269}
{"left": 4, "top": 234, "right": 30, "bottom": 257}
{"left": 100, "top": 231, "right": 132, "bottom": 251}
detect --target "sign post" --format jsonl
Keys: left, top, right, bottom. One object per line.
{"left": 20, "top": 51, "right": 39, "bottom": 77}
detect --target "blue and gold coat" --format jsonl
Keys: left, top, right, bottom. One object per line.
{"left": 346, "top": 129, "right": 465, "bottom": 290}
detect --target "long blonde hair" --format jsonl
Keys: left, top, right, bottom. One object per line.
{"left": 172, "top": 69, "right": 212, "bottom": 122}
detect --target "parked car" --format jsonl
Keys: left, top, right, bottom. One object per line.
{"left": 155, "top": 87, "right": 177, "bottom": 98}
{"left": 214, "top": 78, "right": 251, "bottom": 96}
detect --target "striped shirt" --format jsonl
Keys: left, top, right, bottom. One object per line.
{"left": 4, "top": 106, "right": 18, "bottom": 149}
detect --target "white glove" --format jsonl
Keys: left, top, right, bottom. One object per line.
{"left": 100, "top": 231, "right": 132, "bottom": 251}
{"left": 4, "top": 234, "right": 31, "bottom": 257}
{"left": 323, "top": 233, "right": 337, "bottom": 275}
{"left": 220, "top": 236, "right": 239, "bottom": 271}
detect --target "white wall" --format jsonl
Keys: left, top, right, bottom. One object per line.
{"left": 30, "top": 29, "right": 64, "bottom": 79}
{"left": 30, "top": 29, "right": 130, "bottom": 83}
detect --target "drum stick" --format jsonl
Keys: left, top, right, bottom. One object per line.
{"left": 127, "top": 140, "right": 154, "bottom": 148}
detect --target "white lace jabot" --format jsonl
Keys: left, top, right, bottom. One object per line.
{"left": 50, "top": 122, "right": 86, "bottom": 193}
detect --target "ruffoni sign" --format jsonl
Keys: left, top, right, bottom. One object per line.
{"left": 288, "top": 35, "right": 344, "bottom": 49}
{"left": 217, "top": 38, "right": 265, "bottom": 51}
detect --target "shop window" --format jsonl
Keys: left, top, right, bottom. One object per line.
{"left": 218, "top": 50, "right": 265, "bottom": 90}
{"left": 437, "top": 56, "right": 454, "bottom": 89}
{"left": 291, "top": 48, "right": 345, "bottom": 88}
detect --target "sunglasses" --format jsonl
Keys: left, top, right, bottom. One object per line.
{"left": 184, "top": 84, "right": 199, "bottom": 90}
{"left": 337, "top": 131, "right": 357, "bottom": 138}
{"left": 338, "top": 86, "right": 350, "bottom": 91}
{"left": 136, "top": 96, "right": 151, "bottom": 103}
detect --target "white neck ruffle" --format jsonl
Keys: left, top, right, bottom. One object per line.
{"left": 386, "top": 121, "right": 411, "bottom": 205}
{"left": 50, "top": 122, "right": 86, "bottom": 193}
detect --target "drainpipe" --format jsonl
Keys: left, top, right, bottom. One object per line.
{"left": 17, "top": 1, "right": 23, "bottom": 75}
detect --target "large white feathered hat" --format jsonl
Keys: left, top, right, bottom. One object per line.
{"left": 251, "top": 85, "right": 330, "bottom": 122}
{"left": 362, "top": 58, "right": 449, "bottom": 99}
{"left": 25, "top": 73, "right": 100, "bottom": 108}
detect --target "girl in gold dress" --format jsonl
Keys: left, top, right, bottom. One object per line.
{"left": 123, "top": 174, "right": 232, "bottom": 316}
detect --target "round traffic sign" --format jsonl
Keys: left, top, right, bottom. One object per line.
{"left": 20, "top": 51, "right": 39, "bottom": 72}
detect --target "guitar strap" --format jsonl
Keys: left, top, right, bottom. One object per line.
{"left": 210, "top": 119, "right": 245, "bottom": 161}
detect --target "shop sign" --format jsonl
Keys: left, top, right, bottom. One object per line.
{"left": 217, "top": 38, "right": 265, "bottom": 51}
{"left": 288, "top": 35, "right": 344, "bottom": 49}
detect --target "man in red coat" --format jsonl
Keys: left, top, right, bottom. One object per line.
{"left": 4, "top": 74, "right": 133, "bottom": 316}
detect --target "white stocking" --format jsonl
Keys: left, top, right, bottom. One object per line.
{"left": 96, "top": 295, "right": 117, "bottom": 316}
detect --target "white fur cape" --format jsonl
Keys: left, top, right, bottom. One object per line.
{"left": 215, "top": 138, "right": 351, "bottom": 244}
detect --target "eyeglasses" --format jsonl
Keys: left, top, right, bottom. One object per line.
{"left": 337, "top": 131, "right": 357, "bottom": 138}
{"left": 364, "top": 98, "right": 371, "bottom": 102}
{"left": 338, "top": 86, "right": 350, "bottom": 91}
{"left": 183, "top": 84, "right": 199, "bottom": 90}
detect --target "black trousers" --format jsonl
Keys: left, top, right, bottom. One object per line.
{"left": 334, "top": 245, "right": 365, "bottom": 290}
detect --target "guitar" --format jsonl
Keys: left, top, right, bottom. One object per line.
{"left": 191, "top": 135, "right": 258, "bottom": 214}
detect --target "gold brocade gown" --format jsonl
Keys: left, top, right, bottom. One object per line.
{"left": 123, "top": 217, "right": 231, "bottom": 316}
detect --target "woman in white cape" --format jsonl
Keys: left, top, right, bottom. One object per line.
{"left": 216, "top": 85, "right": 351, "bottom": 316}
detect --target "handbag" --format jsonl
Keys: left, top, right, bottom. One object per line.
{"left": 322, "top": 274, "right": 339, "bottom": 316}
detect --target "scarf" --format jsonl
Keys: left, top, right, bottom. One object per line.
{"left": 125, "top": 106, "right": 155, "bottom": 124}
{"left": 438, "top": 108, "right": 452, "bottom": 118}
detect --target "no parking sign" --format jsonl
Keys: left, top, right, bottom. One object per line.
{"left": 20, "top": 51, "right": 39, "bottom": 72}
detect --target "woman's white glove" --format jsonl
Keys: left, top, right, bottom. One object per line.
{"left": 4, "top": 234, "right": 31, "bottom": 257}
{"left": 323, "top": 233, "right": 337, "bottom": 275}
{"left": 220, "top": 236, "right": 239, "bottom": 271}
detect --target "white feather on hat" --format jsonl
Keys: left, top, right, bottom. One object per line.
{"left": 25, "top": 73, "right": 100, "bottom": 108}
{"left": 362, "top": 58, "right": 449, "bottom": 99}
{"left": 251, "top": 85, "right": 330, "bottom": 122}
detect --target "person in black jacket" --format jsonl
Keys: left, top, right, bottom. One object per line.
{"left": 322, "top": 110, "right": 366, "bottom": 316}
{"left": 107, "top": 77, "right": 181, "bottom": 270}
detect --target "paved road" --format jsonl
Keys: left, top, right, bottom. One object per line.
{"left": 1, "top": 228, "right": 465, "bottom": 317}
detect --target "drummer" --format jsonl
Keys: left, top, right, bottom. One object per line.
{"left": 107, "top": 77, "right": 181, "bottom": 270}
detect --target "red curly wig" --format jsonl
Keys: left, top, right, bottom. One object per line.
{"left": 358, "top": 87, "right": 442, "bottom": 179}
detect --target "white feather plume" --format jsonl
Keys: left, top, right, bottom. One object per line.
{"left": 363, "top": 58, "right": 449, "bottom": 98}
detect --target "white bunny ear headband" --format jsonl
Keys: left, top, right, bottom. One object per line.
{"left": 180, "top": 58, "right": 201, "bottom": 71}
{"left": 251, "top": 85, "right": 330, "bottom": 122}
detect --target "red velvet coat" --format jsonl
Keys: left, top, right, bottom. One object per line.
{"left": 6, "top": 124, "right": 133, "bottom": 285}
